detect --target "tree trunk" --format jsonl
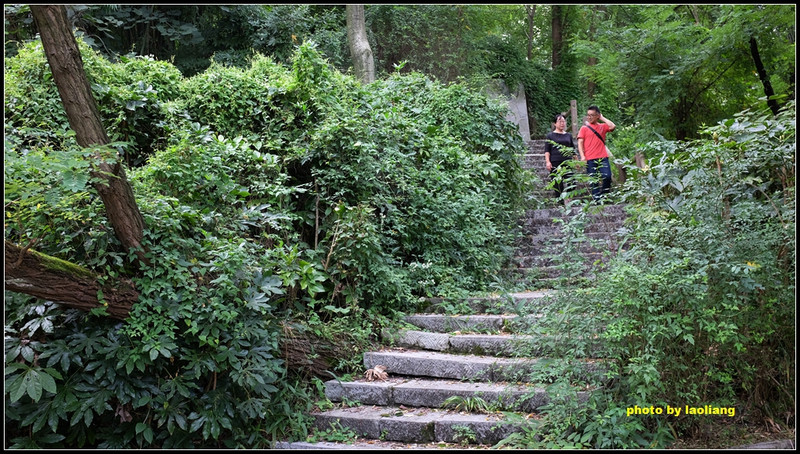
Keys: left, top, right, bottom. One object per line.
{"left": 749, "top": 35, "right": 780, "bottom": 116}
{"left": 30, "top": 5, "right": 148, "bottom": 265}
{"left": 5, "top": 241, "right": 138, "bottom": 321}
{"left": 525, "top": 5, "right": 536, "bottom": 61}
{"left": 346, "top": 5, "right": 375, "bottom": 84}
{"left": 551, "top": 5, "right": 563, "bottom": 69}
{"left": 586, "top": 5, "right": 606, "bottom": 98}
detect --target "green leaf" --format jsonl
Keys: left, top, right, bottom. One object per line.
{"left": 24, "top": 369, "right": 43, "bottom": 402}
{"left": 8, "top": 373, "right": 28, "bottom": 403}
{"left": 143, "top": 427, "right": 154, "bottom": 444}
{"left": 38, "top": 370, "right": 57, "bottom": 395}
{"left": 36, "top": 433, "right": 66, "bottom": 444}
{"left": 61, "top": 170, "right": 89, "bottom": 192}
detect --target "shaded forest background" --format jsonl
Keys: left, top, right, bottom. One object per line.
{"left": 5, "top": 4, "right": 795, "bottom": 142}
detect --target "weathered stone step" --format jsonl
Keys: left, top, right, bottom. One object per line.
{"left": 324, "top": 377, "right": 577, "bottom": 412}
{"left": 366, "top": 348, "right": 605, "bottom": 382}
{"left": 274, "top": 439, "right": 495, "bottom": 449}
{"left": 402, "top": 314, "right": 543, "bottom": 333}
{"left": 519, "top": 211, "right": 628, "bottom": 227}
{"left": 310, "top": 405, "right": 524, "bottom": 445}
{"left": 515, "top": 232, "right": 625, "bottom": 246}
{"left": 516, "top": 219, "right": 628, "bottom": 235}
{"left": 383, "top": 329, "right": 533, "bottom": 356}
{"left": 512, "top": 252, "right": 613, "bottom": 269}
{"left": 416, "top": 290, "right": 555, "bottom": 314}
{"left": 514, "top": 244, "right": 624, "bottom": 262}
{"left": 507, "top": 265, "right": 610, "bottom": 281}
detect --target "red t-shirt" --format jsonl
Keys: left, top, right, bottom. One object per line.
{"left": 578, "top": 123, "right": 611, "bottom": 160}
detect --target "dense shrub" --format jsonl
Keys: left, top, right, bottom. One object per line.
{"left": 4, "top": 39, "right": 182, "bottom": 166}
{"left": 5, "top": 40, "right": 528, "bottom": 448}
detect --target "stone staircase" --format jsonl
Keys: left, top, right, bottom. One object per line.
{"left": 511, "top": 204, "right": 629, "bottom": 285}
{"left": 276, "top": 141, "right": 629, "bottom": 449}
{"left": 276, "top": 292, "right": 605, "bottom": 448}
{"left": 515, "top": 140, "right": 629, "bottom": 285}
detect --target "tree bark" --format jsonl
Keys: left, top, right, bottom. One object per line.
{"left": 5, "top": 241, "right": 137, "bottom": 321}
{"left": 346, "top": 5, "right": 375, "bottom": 84}
{"left": 30, "top": 5, "right": 148, "bottom": 265}
{"left": 586, "top": 5, "right": 606, "bottom": 99}
{"left": 551, "top": 5, "right": 563, "bottom": 69}
{"left": 525, "top": 5, "right": 536, "bottom": 61}
{"left": 749, "top": 35, "right": 780, "bottom": 116}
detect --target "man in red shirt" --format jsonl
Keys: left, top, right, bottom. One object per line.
{"left": 577, "top": 106, "right": 616, "bottom": 203}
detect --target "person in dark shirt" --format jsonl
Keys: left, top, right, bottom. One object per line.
{"left": 544, "top": 114, "right": 577, "bottom": 202}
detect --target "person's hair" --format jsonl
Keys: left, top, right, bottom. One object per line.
{"left": 554, "top": 113, "right": 566, "bottom": 122}
{"left": 588, "top": 105, "right": 601, "bottom": 114}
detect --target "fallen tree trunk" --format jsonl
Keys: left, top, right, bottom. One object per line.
{"left": 5, "top": 240, "right": 350, "bottom": 375}
{"left": 4, "top": 240, "right": 137, "bottom": 321}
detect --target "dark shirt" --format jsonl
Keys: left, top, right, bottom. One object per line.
{"left": 544, "top": 131, "right": 576, "bottom": 163}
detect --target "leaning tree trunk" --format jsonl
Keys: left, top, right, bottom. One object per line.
{"left": 749, "top": 35, "right": 781, "bottom": 116}
{"left": 30, "top": 5, "right": 148, "bottom": 265}
{"left": 5, "top": 241, "right": 138, "bottom": 320}
{"left": 346, "top": 4, "right": 375, "bottom": 84}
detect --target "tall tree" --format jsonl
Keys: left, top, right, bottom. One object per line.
{"left": 346, "top": 4, "right": 375, "bottom": 83}
{"left": 29, "top": 5, "right": 148, "bottom": 265}
{"left": 551, "top": 5, "right": 564, "bottom": 68}
{"left": 525, "top": 5, "right": 536, "bottom": 61}
{"left": 585, "top": 5, "right": 606, "bottom": 98}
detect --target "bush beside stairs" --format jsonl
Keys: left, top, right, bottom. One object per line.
{"left": 276, "top": 140, "right": 630, "bottom": 449}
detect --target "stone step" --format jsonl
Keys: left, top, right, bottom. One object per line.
{"left": 309, "top": 405, "right": 524, "bottom": 445}
{"left": 507, "top": 266, "right": 609, "bottom": 281}
{"left": 402, "top": 314, "right": 544, "bottom": 333}
{"left": 517, "top": 217, "right": 628, "bottom": 233}
{"left": 512, "top": 252, "right": 613, "bottom": 269}
{"left": 382, "top": 329, "right": 534, "bottom": 357}
{"left": 513, "top": 244, "right": 624, "bottom": 262}
{"left": 380, "top": 327, "right": 605, "bottom": 359}
{"left": 519, "top": 205, "right": 628, "bottom": 223}
{"left": 416, "top": 290, "right": 555, "bottom": 315}
{"left": 274, "top": 439, "right": 496, "bottom": 449}
{"left": 323, "top": 377, "right": 578, "bottom": 413}
{"left": 515, "top": 231, "right": 626, "bottom": 244}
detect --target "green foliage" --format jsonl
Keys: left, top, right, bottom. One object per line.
{"left": 4, "top": 40, "right": 71, "bottom": 151}
{"left": 501, "top": 103, "right": 795, "bottom": 449}
{"left": 575, "top": 4, "right": 796, "bottom": 140}
{"left": 368, "top": 5, "right": 474, "bottom": 82}
{"left": 4, "top": 38, "right": 183, "bottom": 167}
{"left": 477, "top": 34, "right": 581, "bottom": 138}
{"left": 451, "top": 424, "right": 478, "bottom": 446}
{"left": 306, "top": 420, "right": 358, "bottom": 444}
{"left": 5, "top": 39, "right": 526, "bottom": 448}
{"left": 441, "top": 395, "right": 494, "bottom": 413}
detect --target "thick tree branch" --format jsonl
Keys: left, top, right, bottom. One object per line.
{"left": 5, "top": 240, "right": 137, "bottom": 320}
